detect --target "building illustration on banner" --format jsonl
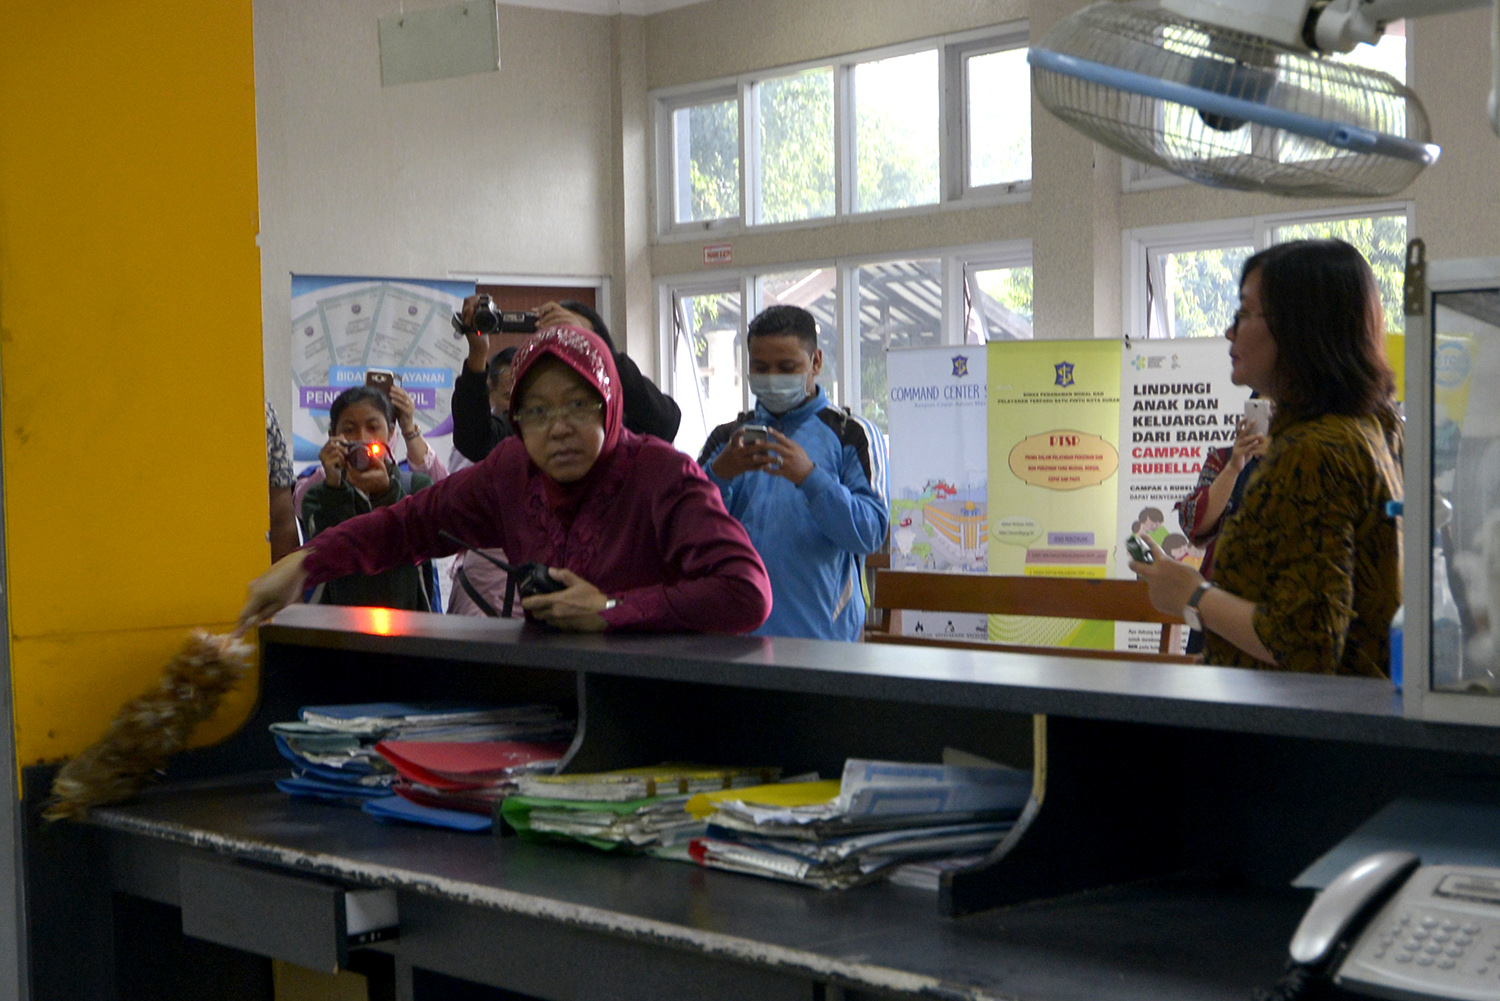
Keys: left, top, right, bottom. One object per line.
{"left": 891, "top": 480, "right": 988, "bottom": 572}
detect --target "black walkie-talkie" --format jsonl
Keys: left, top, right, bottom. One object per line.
{"left": 439, "top": 531, "right": 566, "bottom": 618}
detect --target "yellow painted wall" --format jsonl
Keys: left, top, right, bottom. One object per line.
{"left": 0, "top": 1, "right": 264, "bottom": 779}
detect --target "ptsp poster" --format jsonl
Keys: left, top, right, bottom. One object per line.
{"left": 988, "top": 340, "right": 1121, "bottom": 649}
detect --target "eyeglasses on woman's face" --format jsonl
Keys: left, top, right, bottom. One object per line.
{"left": 514, "top": 398, "right": 604, "bottom": 433}
{"left": 1229, "top": 308, "right": 1264, "bottom": 335}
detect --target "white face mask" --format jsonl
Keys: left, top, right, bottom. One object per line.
{"left": 749, "top": 373, "right": 811, "bottom": 414}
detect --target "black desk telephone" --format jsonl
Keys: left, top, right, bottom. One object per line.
{"left": 1272, "top": 851, "right": 1500, "bottom": 1000}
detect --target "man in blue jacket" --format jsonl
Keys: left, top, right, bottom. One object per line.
{"left": 698, "top": 305, "right": 889, "bottom": 641}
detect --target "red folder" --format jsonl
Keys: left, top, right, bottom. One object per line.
{"left": 375, "top": 740, "right": 571, "bottom": 791}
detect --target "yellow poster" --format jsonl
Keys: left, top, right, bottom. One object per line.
{"left": 987, "top": 340, "right": 1122, "bottom": 649}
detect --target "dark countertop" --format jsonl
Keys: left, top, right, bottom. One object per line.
{"left": 92, "top": 778, "right": 1307, "bottom": 1001}
{"left": 264, "top": 605, "right": 1497, "bottom": 755}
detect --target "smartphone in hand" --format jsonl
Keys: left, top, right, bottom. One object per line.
{"left": 1244, "top": 398, "right": 1273, "bottom": 438}
{"left": 365, "top": 368, "right": 399, "bottom": 396}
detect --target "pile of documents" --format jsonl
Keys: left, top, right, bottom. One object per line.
{"left": 684, "top": 758, "right": 1032, "bottom": 890}
{"left": 273, "top": 701, "right": 574, "bottom": 831}
{"left": 376, "top": 738, "right": 575, "bottom": 814}
{"left": 500, "top": 764, "right": 781, "bottom": 852}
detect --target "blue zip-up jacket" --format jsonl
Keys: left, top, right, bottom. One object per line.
{"left": 699, "top": 388, "right": 889, "bottom": 641}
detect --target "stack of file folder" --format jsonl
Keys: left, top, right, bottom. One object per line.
{"left": 500, "top": 764, "right": 781, "bottom": 852}
{"left": 684, "top": 758, "right": 1032, "bottom": 890}
{"left": 376, "top": 738, "right": 573, "bottom": 814}
{"left": 274, "top": 701, "right": 574, "bottom": 831}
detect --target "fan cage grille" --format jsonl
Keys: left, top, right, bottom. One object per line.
{"left": 1032, "top": 3, "right": 1433, "bottom": 197}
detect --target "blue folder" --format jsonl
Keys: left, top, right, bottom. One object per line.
{"left": 360, "top": 795, "right": 494, "bottom": 832}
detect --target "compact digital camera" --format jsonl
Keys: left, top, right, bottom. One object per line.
{"left": 343, "top": 440, "right": 387, "bottom": 472}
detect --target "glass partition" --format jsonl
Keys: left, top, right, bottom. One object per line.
{"left": 1408, "top": 255, "right": 1500, "bottom": 724}
{"left": 1430, "top": 285, "right": 1500, "bottom": 694}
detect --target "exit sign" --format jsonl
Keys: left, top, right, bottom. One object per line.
{"left": 703, "top": 243, "right": 733, "bottom": 266}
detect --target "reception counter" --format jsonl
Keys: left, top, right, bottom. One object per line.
{"left": 24, "top": 605, "right": 1500, "bottom": 1001}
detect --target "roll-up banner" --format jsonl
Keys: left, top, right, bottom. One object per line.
{"left": 986, "top": 340, "right": 1122, "bottom": 649}
{"left": 1114, "top": 339, "right": 1248, "bottom": 651}
{"left": 885, "top": 346, "right": 990, "bottom": 640}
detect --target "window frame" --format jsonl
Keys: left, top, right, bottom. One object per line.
{"left": 650, "top": 23, "right": 1031, "bottom": 243}
{"left": 948, "top": 25, "right": 1033, "bottom": 200}
{"left": 1122, "top": 201, "right": 1415, "bottom": 342}
{"left": 658, "top": 239, "right": 1031, "bottom": 432}
{"left": 652, "top": 83, "right": 744, "bottom": 237}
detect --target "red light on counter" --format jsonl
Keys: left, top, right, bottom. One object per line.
{"left": 357, "top": 607, "right": 396, "bottom": 636}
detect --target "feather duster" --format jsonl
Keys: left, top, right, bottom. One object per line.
{"left": 44, "top": 630, "right": 254, "bottom": 820}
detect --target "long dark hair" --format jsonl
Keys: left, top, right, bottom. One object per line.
{"left": 1242, "top": 238, "right": 1395, "bottom": 421}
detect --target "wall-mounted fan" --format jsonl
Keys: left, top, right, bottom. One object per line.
{"left": 1029, "top": 0, "right": 1498, "bottom": 197}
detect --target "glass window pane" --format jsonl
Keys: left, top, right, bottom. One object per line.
{"left": 1154, "top": 246, "right": 1255, "bottom": 339}
{"left": 966, "top": 48, "right": 1032, "bottom": 187}
{"left": 1272, "top": 215, "right": 1408, "bottom": 334}
{"left": 967, "top": 266, "right": 1033, "bottom": 341}
{"left": 756, "top": 68, "right": 835, "bottom": 224}
{"left": 854, "top": 50, "right": 939, "bottom": 212}
{"left": 678, "top": 290, "right": 745, "bottom": 432}
{"left": 857, "top": 258, "right": 942, "bottom": 432}
{"left": 672, "top": 99, "right": 739, "bottom": 224}
{"left": 756, "top": 268, "right": 842, "bottom": 407}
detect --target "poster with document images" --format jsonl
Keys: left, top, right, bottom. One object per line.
{"left": 289, "top": 274, "right": 474, "bottom": 462}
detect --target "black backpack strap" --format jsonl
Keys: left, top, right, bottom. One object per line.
{"left": 455, "top": 565, "right": 500, "bottom": 618}
{"left": 697, "top": 411, "right": 757, "bottom": 467}
{"left": 502, "top": 574, "right": 518, "bottom": 619}
{"left": 816, "top": 406, "right": 875, "bottom": 487}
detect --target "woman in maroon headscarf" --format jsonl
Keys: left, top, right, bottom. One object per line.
{"left": 239, "top": 326, "right": 772, "bottom": 633}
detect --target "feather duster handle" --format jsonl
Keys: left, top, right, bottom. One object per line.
{"left": 44, "top": 630, "right": 254, "bottom": 821}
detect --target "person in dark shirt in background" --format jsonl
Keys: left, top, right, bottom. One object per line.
{"left": 451, "top": 345, "right": 518, "bottom": 464}
{"left": 450, "top": 298, "right": 680, "bottom": 463}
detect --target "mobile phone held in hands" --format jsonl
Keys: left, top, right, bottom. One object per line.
{"left": 365, "top": 368, "right": 399, "bottom": 396}
{"left": 1244, "top": 398, "right": 1273, "bottom": 438}
{"left": 1125, "top": 534, "right": 1153, "bottom": 564}
{"left": 740, "top": 424, "right": 770, "bottom": 445}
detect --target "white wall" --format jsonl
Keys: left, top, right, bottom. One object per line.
{"left": 254, "top": 0, "right": 1500, "bottom": 411}
{"left": 254, "top": 0, "right": 618, "bottom": 413}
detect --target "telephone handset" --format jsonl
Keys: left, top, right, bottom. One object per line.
{"left": 1277, "top": 850, "right": 1500, "bottom": 1001}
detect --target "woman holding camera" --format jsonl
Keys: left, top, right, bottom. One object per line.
{"left": 1131, "top": 239, "right": 1402, "bottom": 676}
{"left": 241, "top": 326, "right": 770, "bottom": 634}
{"left": 301, "top": 386, "right": 438, "bottom": 612}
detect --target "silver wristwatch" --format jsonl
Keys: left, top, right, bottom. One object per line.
{"left": 1183, "top": 581, "right": 1214, "bottom": 631}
